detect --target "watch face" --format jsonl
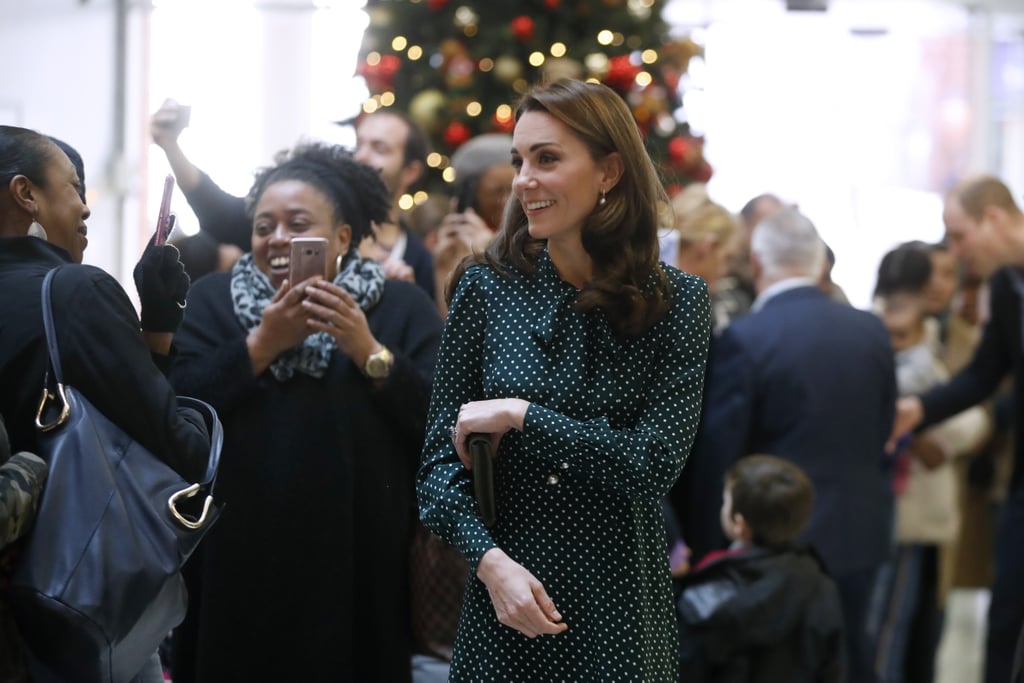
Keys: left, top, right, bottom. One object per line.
{"left": 366, "top": 358, "right": 386, "bottom": 378}
{"left": 365, "top": 348, "right": 392, "bottom": 378}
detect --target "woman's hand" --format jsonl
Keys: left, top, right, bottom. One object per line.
{"left": 669, "top": 541, "right": 692, "bottom": 578}
{"left": 476, "top": 548, "right": 567, "bottom": 638}
{"left": 380, "top": 258, "right": 415, "bottom": 283}
{"left": 907, "top": 434, "right": 948, "bottom": 470}
{"left": 451, "top": 398, "right": 530, "bottom": 469}
{"left": 246, "top": 278, "right": 316, "bottom": 375}
{"left": 149, "top": 98, "right": 190, "bottom": 150}
{"left": 359, "top": 234, "right": 415, "bottom": 283}
{"left": 302, "top": 280, "right": 379, "bottom": 368}
{"left": 434, "top": 209, "right": 493, "bottom": 269}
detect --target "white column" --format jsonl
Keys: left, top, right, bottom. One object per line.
{"left": 967, "top": 5, "right": 993, "bottom": 173}
{"left": 256, "top": 0, "right": 317, "bottom": 160}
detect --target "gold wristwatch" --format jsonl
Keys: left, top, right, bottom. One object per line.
{"left": 363, "top": 345, "right": 394, "bottom": 379}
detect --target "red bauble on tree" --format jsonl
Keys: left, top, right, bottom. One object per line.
{"left": 427, "top": 0, "right": 449, "bottom": 10}
{"left": 357, "top": 54, "right": 401, "bottom": 93}
{"left": 491, "top": 113, "right": 515, "bottom": 134}
{"left": 443, "top": 121, "right": 472, "bottom": 149}
{"left": 544, "top": 0, "right": 561, "bottom": 9}
{"left": 667, "top": 135, "right": 713, "bottom": 182}
{"left": 510, "top": 16, "right": 535, "bottom": 42}
{"left": 604, "top": 55, "right": 641, "bottom": 94}
{"left": 667, "top": 135, "right": 691, "bottom": 164}
{"left": 692, "top": 160, "right": 714, "bottom": 183}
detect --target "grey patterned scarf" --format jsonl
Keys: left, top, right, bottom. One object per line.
{"left": 230, "top": 252, "right": 385, "bottom": 381}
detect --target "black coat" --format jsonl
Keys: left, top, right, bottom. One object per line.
{"left": 921, "top": 267, "right": 1024, "bottom": 491}
{"left": 0, "top": 237, "right": 210, "bottom": 479}
{"left": 677, "top": 546, "right": 847, "bottom": 683}
{"left": 0, "top": 236, "right": 212, "bottom": 682}
{"left": 168, "top": 271, "right": 441, "bottom": 682}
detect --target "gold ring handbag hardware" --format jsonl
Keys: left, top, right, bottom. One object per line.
{"left": 34, "top": 383, "right": 70, "bottom": 432}
{"left": 168, "top": 482, "right": 215, "bottom": 530}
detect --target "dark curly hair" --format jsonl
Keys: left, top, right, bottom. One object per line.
{"left": 245, "top": 141, "right": 391, "bottom": 250}
{"left": 446, "top": 79, "right": 672, "bottom": 338}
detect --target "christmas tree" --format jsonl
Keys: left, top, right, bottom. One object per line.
{"left": 357, "top": 0, "right": 711, "bottom": 206}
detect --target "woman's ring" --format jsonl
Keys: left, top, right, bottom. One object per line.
{"left": 450, "top": 425, "right": 458, "bottom": 440}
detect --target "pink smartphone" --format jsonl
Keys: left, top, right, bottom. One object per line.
{"left": 154, "top": 174, "right": 175, "bottom": 245}
{"left": 288, "top": 237, "right": 327, "bottom": 285}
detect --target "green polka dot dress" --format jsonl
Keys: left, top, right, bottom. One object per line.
{"left": 418, "top": 249, "right": 711, "bottom": 681}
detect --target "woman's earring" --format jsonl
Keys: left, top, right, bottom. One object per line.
{"left": 27, "top": 220, "right": 47, "bottom": 240}
{"left": 336, "top": 253, "right": 343, "bottom": 275}
{"left": 598, "top": 191, "right": 607, "bottom": 206}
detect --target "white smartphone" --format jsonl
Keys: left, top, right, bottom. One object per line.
{"left": 288, "top": 237, "right": 328, "bottom": 285}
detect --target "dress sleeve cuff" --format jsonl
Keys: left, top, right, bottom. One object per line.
{"left": 523, "top": 403, "right": 597, "bottom": 468}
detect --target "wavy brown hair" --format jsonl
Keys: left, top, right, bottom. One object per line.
{"left": 445, "top": 79, "right": 672, "bottom": 338}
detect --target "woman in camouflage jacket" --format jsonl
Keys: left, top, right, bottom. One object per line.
{"left": 0, "top": 414, "right": 47, "bottom": 682}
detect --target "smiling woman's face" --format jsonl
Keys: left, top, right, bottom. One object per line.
{"left": 251, "top": 179, "right": 350, "bottom": 289}
{"left": 511, "top": 110, "right": 609, "bottom": 246}
{"left": 34, "top": 145, "right": 90, "bottom": 263}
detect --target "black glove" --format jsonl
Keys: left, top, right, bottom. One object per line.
{"left": 134, "top": 243, "right": 190, "bottom": 333}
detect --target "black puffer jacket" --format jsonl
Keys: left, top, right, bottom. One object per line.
{"left": 677, "top": 546, "right": 847, "bottom": 683}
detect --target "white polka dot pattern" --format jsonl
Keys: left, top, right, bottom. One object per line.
{"left": 418, "top": 249, "right": 711, "bottom": 681}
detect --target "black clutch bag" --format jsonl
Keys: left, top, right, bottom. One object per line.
{"left": 468, "top": 433, "right": 495, "bottom": 527}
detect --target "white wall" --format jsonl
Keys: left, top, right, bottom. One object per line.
{"left": 0, "top": 0, "right": 124, "bottom": 278}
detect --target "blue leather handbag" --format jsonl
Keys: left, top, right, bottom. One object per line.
{"left": 8, "top": 267, "right": 222, "bottom": 683}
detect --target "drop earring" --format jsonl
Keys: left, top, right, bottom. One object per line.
{"left": 27, "top": 220, "right": 47, "bottom": 240}
{"left": 598, "top": 191, "right": 607, "bottom": 206}
{"left": 336, "top": 253, "right": 343, "bottom": 276}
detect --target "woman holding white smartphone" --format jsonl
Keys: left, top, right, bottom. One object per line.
{"left": 168, "top": 142, "right": 442, "bottom": 682}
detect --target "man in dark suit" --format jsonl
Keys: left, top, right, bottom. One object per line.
{"left": 682, "top": 207, "right": 897, "bottom": 683}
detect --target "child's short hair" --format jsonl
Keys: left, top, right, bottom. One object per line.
{"left": 725, "top": 455, "right": 814, "bottom": 547}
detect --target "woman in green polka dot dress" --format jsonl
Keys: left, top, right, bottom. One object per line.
{"left": 418, "top": 79, "right": 711, "bottom": 681}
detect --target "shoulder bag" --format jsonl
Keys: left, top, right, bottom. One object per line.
{"left": 8, "top": 267, "right": 222, "bottom": 683}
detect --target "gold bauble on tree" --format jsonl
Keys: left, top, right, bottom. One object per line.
{"left": 542, "top": 57, "right": 584, "bottom": 83}
{"left": 439, "top": 38, "right": 467, "bottom": 61}
{"left": 409, "top": 89, "right": 447, "bottom": 133}
{"left": 365, "top": 5, "right": 392, "bottom": 28}
{"left": 584, "top": 52, "right": 611, "bottom": 80}
{"left": 492, "top": 55, "right": 524, "bottom": 85}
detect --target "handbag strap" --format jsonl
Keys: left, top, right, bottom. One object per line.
{"left": 40, "top": 267, "right": 65, "bottom": 385}
{"left": 35, "top": 268, "right": 73, "bottom": 433}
